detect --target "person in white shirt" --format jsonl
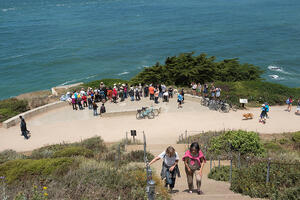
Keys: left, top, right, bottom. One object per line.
{"left": 149, "top": 146, "right": 180, "bottom": 191}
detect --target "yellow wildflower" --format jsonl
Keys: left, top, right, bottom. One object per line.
{"left": 44, "top": 192, "right": 48, "bottom": 196}
{"left": 43, "top": 186, "right": 47, "bottom": 190}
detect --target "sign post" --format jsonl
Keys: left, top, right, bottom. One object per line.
{"left": 131, "top": 130, "right": 137, "bottom": 143}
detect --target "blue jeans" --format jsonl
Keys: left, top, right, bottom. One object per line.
{"left": 165, "top": 169, "right": 175, "bottom": 189}
{"left": 93, "top": 109, "right": 97, "bottom": 116}
{"left": 131, "top": 96, "right": 134, "bottom": 101}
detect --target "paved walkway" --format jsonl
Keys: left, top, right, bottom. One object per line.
{"left": 128, "top": 144, "right": 262, "bottom": 200}
{"left": 1, "top": 95, "right": 300, "bottom": 152}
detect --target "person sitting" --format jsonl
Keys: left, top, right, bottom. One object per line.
{"left": 100, "top": 103, "right": 106, "bottom": 116}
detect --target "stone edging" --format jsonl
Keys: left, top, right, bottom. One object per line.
{"left": 3, "top": 101, "right": 67, "bottom": 129}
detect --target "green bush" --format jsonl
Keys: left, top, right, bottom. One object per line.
{"left": 0, "top": 150, "right": 26, "bottom": 164}
{"left": 209, "top": 130, "right": 265, "bottom": 156}
{"left": 131, "top": 52, "right": 263, "bottom": 86}
{"left": 31, "top": 136, "right": 107, "bottom": 159}
{"left": 53, "top": 146, "right": 94, "bottom": 158}
{"left": 208, "top": 166, "right": 234, "bottom": 182}
{"left": 30, "top": 144, "right": 69, "bottom": 159}
{"left": 77, "top": 136, "right": 107, "bottom": 153}
{"left": 0, "top": 158, "right": 77, "bottom": 183}
{"left": 230, "top": 162, "right": 300, "bottom": 199}
{"left": 291, "top": 132, "right": 300, "bottom": 150}
{"left": 209, "top": 162, "right": 300, "bottom": 200}
{"left": 264, "top": 142, "right": 283, "bottom": 152}
{"left": 215, "top": 81, "right": 300, "bottom": 106}
{"left": 125, "top": 150, "right": 155, "bottom": 162}
{"left": 0, "top": 98, "right": 29, "bottom": 122}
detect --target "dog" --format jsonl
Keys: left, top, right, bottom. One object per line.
{"left": 243, "top": 113, "right": 253, "bottom": 120}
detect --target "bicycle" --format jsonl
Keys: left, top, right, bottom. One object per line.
{"left": 136, "top": 107, "right": 155, "bottom": 119}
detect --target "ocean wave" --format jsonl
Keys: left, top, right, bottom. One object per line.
{"left": 60, "top": 74, "right": 97, "bottom": 86}
{"left": 268, "top": 65, "right": 290, "bottom": 74}
{"left": 2, "top": 8, "right": 16, "bottom": 12}
{"left": 269, "top": 74, "right": 284, "bottom": 80}
{"left": 56, "top": 4, "right": 65, "bottom": 7}
{"left": 117, "top": 71, "right": 129, "bottom": 76}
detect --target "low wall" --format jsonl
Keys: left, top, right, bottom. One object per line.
{"left": 184, "top": 94, "right": 203, "bottom": 103}
{"left": 3, "top": 101, "right": 67, "bottom": 129}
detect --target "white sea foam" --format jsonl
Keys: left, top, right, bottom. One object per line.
{"left": 60, "top": 79, "right": 78, "bottom": 86}
{"left": 117, "top": 71, "right": 129, "bottom": 76}
{"left": 2, "top": 8, "right": 16, "bottom": 12}
{"left": 268, "top": 65, "right": 290, "bottom": 74}
{"left": 56, "top": 4, "right": 65, "bottom": 7}
{"left": 269, "top": 74, "right": 284, "bottom": 80}
{"left": 85, "top": 74, "right": 97, "bottom": 80}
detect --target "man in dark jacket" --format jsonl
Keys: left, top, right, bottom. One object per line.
{"left": 20, "top": 116, "right": 29, "bottom": 139}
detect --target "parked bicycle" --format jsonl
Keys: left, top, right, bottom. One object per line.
{"left": 149, "top": 106, "right": 161, "bottom": 116}
{"left": 201, "top": 98, "right": 231, "bottom": 113}
{"left": 136, "top": 107, "right": 155, "bottom": 119}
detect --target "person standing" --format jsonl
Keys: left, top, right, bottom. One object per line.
{"left": 19, "top": 116, "right": 30, "bottom": 139}
{"left": 71, "top": 94, "right": 77, "bottom": 110}
{"left": 129, "top": 86, "right": 134, "bottom": 101}
{"left": 182, "top": 142, "right": 205, "bottom": 195}
{"left": 154, "top": 89, "right": 159, "bottom": 104}
{"left": 177, "top": 93, "right": 183, "bottom": 108}
{"left": 144, "top": 84, "right": 149, "bottom": 97}
{"left": 92, "top": 102, "right": 98, "bottom": 116}
{"left": 296, "top": 98, "right": 300, "bottom": 115}
{"left": 259, "top": 104, "right": 267, "bottom": 124}
{"left": 149, "top": 84, "right": 155, "bottom": 100}
{"left": 135, "top": 86, "right": 141, "bottom": 101}
{"left": 286, "top": 96, "right": 293, "bottom": 112}
{"left": 149, "top": 146, "right": 180, "bottom": 192}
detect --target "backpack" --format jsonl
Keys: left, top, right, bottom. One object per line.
{"left": 286, "top": 99, "right": 290, "bottom": 104}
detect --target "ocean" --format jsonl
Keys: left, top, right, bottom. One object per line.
{"left": 1, "top": 0, "right": 300, "bottom": 100}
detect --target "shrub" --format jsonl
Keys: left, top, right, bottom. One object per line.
{"left": 0, "top": 98, "right": 29, "bottom": 122}
{"left": 125, "top": 150, "right": 155, "bottom": 162}
{"left": 53, "top": 146, "right": 94, "bottom": 158}
{"left": 208, "top": 166, "right": 233, "bottom": 182}
{"left": 130, "top": 52, "right": 263, "bottom": 86}
{"left": 215, "top": 81, "right": 300, "bottom": 106}
{"left": 0, "top": 158, "right": 77, "bottom": 183}
{"left": 0, "top": 150, "right": 25, "bottom": 164}
{"left": 77, "top": 136, "right": 107, "bottom": 153}
{"left": 31, "top": 136, "right": 107, "bottom": 159}
{"left": 209, "top": 161, "right": 300, "bottom": 200}
{"left": 263, "top": 142, "right": 283, "bottom": 152}
{"left": 209, "top": 130, "right": 265, "bottom": 156}
{"left": 292, "top": 132, "right": 300, "bottom": 149}
{"left": 30, "top": 144, "right": 69, "bottom": 159}
{"left": 231, "top": 162, "right": 300, "bottom": 199}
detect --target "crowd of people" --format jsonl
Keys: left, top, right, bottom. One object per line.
{"left": 67, "top": 82, "right": 189, "bottom": 115}
{"left": 190, "top": 82, "right": 222, "bottom": 99}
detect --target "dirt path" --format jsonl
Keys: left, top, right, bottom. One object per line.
{"left": 128, "top": 144, "right": 261, "bottom": 200}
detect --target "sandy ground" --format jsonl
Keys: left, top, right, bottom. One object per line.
{"left": 0, "top": 96, "right": 299, "bottom": 152}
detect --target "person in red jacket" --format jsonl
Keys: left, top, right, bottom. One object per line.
{"left": 82, "top": 94, "right": 87, "bottom": 107}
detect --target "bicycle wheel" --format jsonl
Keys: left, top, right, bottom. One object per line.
{"left": 147, "top": 111, "right": 155, "bottom": 119}
{"left": 136, "top": 112, "right": 143, "bottom": 120}
{"left": 153, "top": 109, "right": 159, "bottom": 116}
